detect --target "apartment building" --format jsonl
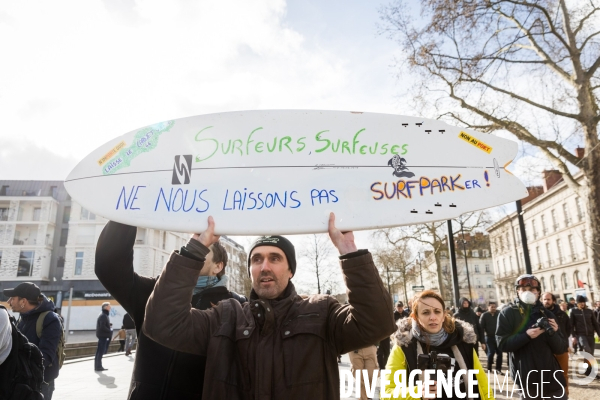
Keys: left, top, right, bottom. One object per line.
{"left": 399, "top": 232, "right": 495, "bottom": 308}
{"left": 0, "top": 180, "right": 250, "bottom": 328}
{"left": 487, "top": 170, "right": 595, "bottom": 305}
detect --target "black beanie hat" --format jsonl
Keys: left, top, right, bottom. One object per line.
{"left": 247, "top": 236, "right": 296, "bottom": 277}
{"left": 576, "top": 295, "right": 588, "bottom": 303}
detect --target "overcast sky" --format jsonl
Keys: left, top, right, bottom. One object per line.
{"left": 1, "top": 1, "right": 528, "bottom": 293}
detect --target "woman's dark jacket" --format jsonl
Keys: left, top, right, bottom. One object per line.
{"left": 95, "top": 221, "right": 246, "bottom": 400}
{"left": 496, "top": 298, "right": 567, "bottom": 395}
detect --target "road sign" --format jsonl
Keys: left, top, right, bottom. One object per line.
{"left": 412, "top": 285, "right": 425, "bottom": 291}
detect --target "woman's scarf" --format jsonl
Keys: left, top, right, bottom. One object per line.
{"left": 193, "top": 275, "right": 228, "bottom": 295}
{"left": 411, "top": 318, "right": 448, "bottom": 347}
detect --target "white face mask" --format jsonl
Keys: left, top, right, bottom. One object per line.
{"left": 519, "top": 290, "right": 537, "bottom": 305}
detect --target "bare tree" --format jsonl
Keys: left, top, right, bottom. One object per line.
{"left": 373, "top": 244, "right": 417, "bottom": 305}
{"left": 381, "top": 0, "right": 600, "bottom": 288}
{"left": 375, "top": 211, "right": 491, "bottom": 302}
{"left": 300, "top": 234, "right": 336, "bottom": 295}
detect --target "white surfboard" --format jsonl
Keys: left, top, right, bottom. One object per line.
{"left": 65, "top": 110, "right": 528, "bottom": 235}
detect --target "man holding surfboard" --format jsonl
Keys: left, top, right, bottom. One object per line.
{"left": 143, "top": 213, "right": 396, "bottom": 399}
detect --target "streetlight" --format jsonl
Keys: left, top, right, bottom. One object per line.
{"left": 457, "top": 217, "right": 473, "bottom": 303}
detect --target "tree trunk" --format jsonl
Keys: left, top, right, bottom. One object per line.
{"left": 582, "top": 132, "right": 600, "bottom": 297}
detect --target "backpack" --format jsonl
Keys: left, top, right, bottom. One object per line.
{"left": 35, "top": 311, "right": 66, "bottom": 370}
{"left": 0, "top": 306, "right": 44, "bottom": 400}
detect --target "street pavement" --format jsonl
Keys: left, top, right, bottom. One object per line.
{"left": 54, "top": 348, "right": 599, "bottom": 399}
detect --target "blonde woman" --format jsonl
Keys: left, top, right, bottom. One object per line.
{"left": 383, "top": 290, "right": 493, "bottom": 399}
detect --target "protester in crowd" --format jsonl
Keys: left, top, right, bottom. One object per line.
{"left": 567, "top": 297, "right": 576, "bottom": 310}
{"left": 394, "top": 301, "right": 409, "bottom": 322}
{"left": 454, "top": 297, "right": 486, "bottom": 355}
{"left": 143, "top": 214, "right": 396, "bottom": 399}
{"left": 0, "top": 308, "right": 11, "bottom": 365}
{"left": 479, "top": 302, "right": 503, "bottom": 374}
{"left": 350, "top": 345, "right": 378, "bottom": 400}
{"left": 122, "top": 312, "right": 136, "bottom": 356}
{"left": 475, "top": 305, "right": 484, "bottom": 318}
{"left": 4, "top": 282, "right": 62, "bottom": 399}
{"left": 542, "top": 292, "right": 571, "bottom": 394}
{"left": 593, "top": 300, "right": 600, "bottom": 325}
{"left": 95, "top": 221, "right": 247, "bottom": 399}
{"left": 95, "top": 302, "right": 112, "bottom": 371}
{"left": 383, "top": 290, "right": 492, "bottom": 399}
{"left": 377, "top": 337, "right": 390, "bottom": 374}
{"left": 112, "top": 325, "right": 126, "bottom": 352}
{"left": 496, "top": 274, "right": 567, "bottom": 399}
{"left": 569, "top": 294, "right": 600, "bottom": 376}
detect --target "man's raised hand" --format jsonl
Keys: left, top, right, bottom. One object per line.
{"left": 191, "top": 216, "right": 220, "bottom": 248}
{"left": 328, "top": 212, "right": 357, "bottom": 256}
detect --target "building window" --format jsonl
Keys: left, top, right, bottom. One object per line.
{"left": 60, "top": 228, "right": 69, "bottom": 247}
{"left": 588, "top": 270, "right": 593, "bottom": 288}
{"left": 474, "top": 265, "right": 480, "bottom": 273}
{"left": 541, "top": 277, "right": 546, "bottom": 291}
{"left": 80, "top": 207, "right": 95, "bottom": 220}
{"left": 519, "top": 252, "right": 524, "bottom": 273}
{"left": 62, "top": 206, "right": 71, "bottom": 224}
{"left": 575, "top": 197, "right": 584, "bottom": 221}
{"left": 541, "top": 215, "right": 547, "bottom": 235}
{"left": 75, "top": 252, "right": 84, "bottom": 275}
{"left": 57, "top": 256, "right": 65, "bottom": 268}
{"left": 482, "top": 249, "right": 489, "bottom": 258}
{"left": 556, "top": 239, "right": 564, "bottom": 264}
{"left": 568, "top": 235, "right": 576, "bottom": 261}
{"left": 561, "top": 273, "right": 568, "bottom": 290}
{"left": 531, "top": 220, "right": 538, "bottom": 239}
{"left": 476, "top": 278, "right": 482, "bottom": 288}
{"left": 0, "top": 250, "right": 2, "bottom": 267}
{"left": 486, "top": 278, "right": 492, "bottom": 288}
{"left": 472, "top": 250, "right": 479, "bottom": 258}
{"left": 574, "top": 271, "right": 581, "bottom": 289}
{"left": 17, "top": 251, "right": 35, "bottom": 277}
{"left": 509, "top": 256, "right": 514, "bottom": 272}
{"left": 582, "top": 229, "right": 588, "bottom": 258}
{"left": 536, "top": 247, "right": 542, "bottom": 269}
{"left": 485, "top": 264, "right": 490, "bottom": 272}
{"left": 562, "top": 203, "right": 571, "bottom": 227}
{"left": 546, "top": 243, "right": 553, "bottom": 266}
{"left": 506, "top": 233, "right": 511, "bottom": 250}
{"left": 551, "top": 209, "right": 559, "bottom": 231}
{"left": 0, "top": 207, "right": 8, "bottom": 221}
{"left": 503, "top": 259, "right": 507, "bottom": 275}
{"left": 550, "top": 275, "right": 557, "bottom": 291}
{"left": 32, "top": 207, "right": 41, "bottom": 221}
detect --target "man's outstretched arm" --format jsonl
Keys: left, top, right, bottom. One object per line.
{"left": 326, "top": 213, "right": 396, "bottom": 354}
{"left": 142, "top": 217, "right": 220, "bottom": 356}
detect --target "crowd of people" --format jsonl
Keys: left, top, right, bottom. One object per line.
{"left": 1, "top": 213, "right": 599, "bottom": 399}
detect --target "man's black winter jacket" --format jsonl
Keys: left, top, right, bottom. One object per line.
{"left": 570, "top": 307, "right": 600, "bottom": 337}
{"left": 479, "top": 310, "right": 499, "bottom": 338}
{"left": 496, "top": 299, "right": 567, "bottom": 395}
{"left": 453, "top": 297, "right": 484, "bottom": 343}
{"left": 95, "top": 221, "right": 247, "bottom": 400}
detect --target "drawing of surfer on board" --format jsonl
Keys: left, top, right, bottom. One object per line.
{"left": 388, "top": 154, "right": 415, "bottom": 178}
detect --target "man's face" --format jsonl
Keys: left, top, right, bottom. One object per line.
{"left": 542, "top": 293, "right": 554, "bottom": 309}
{"left": 489, "top": 304, "right": 497, "bottom": 313}
{"left": 199, "top": 247, "right": 222, "bottom": 277}
{"left": 560, "top": 302, "right": 567, "bottom": 311}
{"left": 396, "top": 305, "right": 403, "bottom": 313}
{"left": 7, "top": 296, "right": 24, "bottom": 312}
{"left": 250, "top": 246, "right": 292, "bottom": 299}
{"left": 578, "top": 301, "right": 586, "bottom": 309}
{"left": 462, "top": 300, "right": 469, "bottom": 308}
{"left": 570, "top": 299, "right": 576, "bottom": 304}
{"left": 595, "top": 301, "right": 600, "bottom": 309}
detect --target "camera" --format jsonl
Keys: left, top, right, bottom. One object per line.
{"left": 417, "top": 351, "right": 452, "bottom": 373}
{"left": 532, "top": 317, "right": 555, "bottom": 336}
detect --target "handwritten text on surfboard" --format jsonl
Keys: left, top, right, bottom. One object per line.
{"left": 113, "top": 170, "right": 488, "bottom": 214}
{"left": 194, "top": 127, "right": 409, "bottom": 162}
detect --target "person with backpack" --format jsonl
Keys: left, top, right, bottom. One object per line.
{"left": 0, "top": 305, "right": 45, "bottom": 400}
{"left": 4, "top": 282, "right": 63, "bottom": 400}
